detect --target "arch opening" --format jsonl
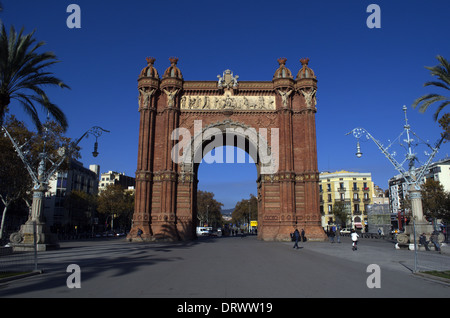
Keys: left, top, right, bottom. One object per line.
{"left": 192, "top": 127, "right": 262, "bottom": 238}
{"left": 196, "top": 145, "right": 258, "bottom": 236}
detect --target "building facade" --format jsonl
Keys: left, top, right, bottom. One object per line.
{"left": 319, "top": 170, "right": 375, "bottom": 231}
{"left": 388, "top": 157, "right": 450, "bottom": 229}
{"left": 423, "top": 157, "right": 450, "bottom": 192}
{"left": 99, "top": 171, "right": 136, "bottom": 193}
{"left": 44, "top": 160, "right": 99, "bottom": 231}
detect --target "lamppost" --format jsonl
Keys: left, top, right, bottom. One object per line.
{"left": 347, "top": 106, "right": 447, "bottom": 247}
{"left": 2, "top": 120, "right": 109, "bottom": 251}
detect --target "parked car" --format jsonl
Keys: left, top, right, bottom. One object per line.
{"left": 340, "top": 228, "right": 352, "bottom": 234}
{"left": 196, "top": 227, "right": 212, "bottom": 236}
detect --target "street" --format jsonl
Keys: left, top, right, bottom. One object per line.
{"left": 0, "top": 235, "right": 449, "bottom": 298}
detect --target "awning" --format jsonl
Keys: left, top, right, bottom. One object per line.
{"left": 355, "top": 222, "right": 363, "bottom": 228}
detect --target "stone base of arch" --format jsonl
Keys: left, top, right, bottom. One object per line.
{"left": 128, "top": 175, "right": 327, "bottom": 243}
{"left": 258, "top": 222, "right": 326, "bottom": 242}
{"left": 127, "top": 220, "right": 326, "bottom": 242}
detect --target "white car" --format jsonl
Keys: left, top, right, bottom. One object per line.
{"left": 196, "top": 227, "right": 212, "bottom": 236}
{"left": 340, "top": 228, "right": 352, "bottom": 234}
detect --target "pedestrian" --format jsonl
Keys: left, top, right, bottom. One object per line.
{"left": 419, "top": 233, "right": 430, "bottom": 251}
{"left": 430, "top": 231, "right": 441, "bottom": 254}
{"left": 301, "top": 228, "right": 306, "bottom": 242}
{"left": 336, "top": 226, "right": 341, "bottom": 243}
{"left": 329, "top": 226, "right": 335, "bottom": 243}
{"left": 351, "top": 229, "right": 359, "bottom": 251}
{"left": 137, "top": 228, "right": 143, "bottom": 240}
{"left": 293, "top": 229, "right": 300, "bottom": 249}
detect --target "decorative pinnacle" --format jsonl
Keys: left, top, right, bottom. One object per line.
{"left": 300, "top": 58, "right": 310, "bottom": 65}
{"left": 169, "top": 57, "right": 179, "bottom": 65}
{"left": 277, "top": 57, "right": 287, "bottom": 65}
{"left": 146, "top": 57, "right": 156, "bottom": 65}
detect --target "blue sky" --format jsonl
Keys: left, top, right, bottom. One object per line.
{"left": 2, "top": 0, "right": 449, "bottom": 209}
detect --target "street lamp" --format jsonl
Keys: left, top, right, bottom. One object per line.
{"left": 2, "top": 119, "right": 109, "bottom": 251}
{"left": 346, "top": 106, "right": 447, "bottom": 247}
{"left": 355, "top": 140, "right": 363, "bottom": 158}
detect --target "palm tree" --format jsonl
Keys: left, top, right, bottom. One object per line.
{"left": 412, "top": 55, "right": 450, "bottom": 121}
{"left": 0, "top": 24, "right": 69, "bottom": 131}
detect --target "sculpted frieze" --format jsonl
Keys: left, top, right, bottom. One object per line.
{"left": 180, "top": 94, "right": 275, "bottom": 111}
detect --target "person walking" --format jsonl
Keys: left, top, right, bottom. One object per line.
{"left": 419, "top": 233, "right": 430, "bottom": 251}
{"left": 301, "top": 228, "right": 306, "bottom": 242}
{"left": 293, "top": 229, "right": 300, "bottom": 249}
{"left": 430, "top": 230, "right": 441, "bottom": 254}
{"left": 336, "top": 226, "right": 341, "bottom": 243}
{"left": 351, "top": 229, "right": 359, "bottom": 251}
{"left": 329, "top": 226, "right": 335, "bottom": 243}
{"left": 137, "top": 228, "right": 143, "bottom": 241}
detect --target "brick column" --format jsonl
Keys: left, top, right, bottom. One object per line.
{"left": 129, "top": 59, "right": 159, "bottom": 241}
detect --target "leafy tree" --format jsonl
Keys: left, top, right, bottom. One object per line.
{"left": 232, "top": 194, "right": 257, "bottom": 227}
{"left": 331, "top": 200, "right": 350, "bottom": 227}
{"left": 0, "top": 24, "right": 69, "bottom": 130}
{"left": 438, "top": 113, "right": 450, "bottom": 142}
{"left": 0, "top": 115, "right": 80, "bottom": 238}
{"left": 197, "top": 190, "right": 223, "bottom": 227}
{"left": 117, "top": 190, "right": 134, "bottom": 231}
{"left": 97, "top": 184, "right": 134, "bottom": 231}
{"left": 420, "top": 179, "right": 450, "bottom": 223}
{"left": 64, "top": 190, "right": 97, "bottom": 232}
{"left": 0, "top": 116, "right": 32, "bottom": 239}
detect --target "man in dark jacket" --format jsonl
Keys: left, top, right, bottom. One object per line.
{"left": 419, "top": 233, "right": 430, "bottom": 251}
{"left": 293, "top": 229, "right": 300, "bottom": 249}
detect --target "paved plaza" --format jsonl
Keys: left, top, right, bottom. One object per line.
{"left": 0, "top": 235, "right": 449, "bottom": 298}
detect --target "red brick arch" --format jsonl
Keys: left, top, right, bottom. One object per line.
{"left": 129, "top": 57, "right": 326, "bottom": 241}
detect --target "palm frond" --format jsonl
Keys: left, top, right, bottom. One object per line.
{"left": 413, "top": 55, "right": 450, "bottom": 121}
{"left": 423, "top": 81, "right": 450, "bottom": 91}
{"left": 0, "top": 24, "right": 69, "bottom": 131}
{"left": 434, "top": 101, "right": 450, "bottom": 121}
{"left": 13, "top": 92, "right": 42, "bottom": 132}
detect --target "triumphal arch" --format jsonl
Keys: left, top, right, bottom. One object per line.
{"left": 128, "top": 57, "right": 326, "bottom": 242}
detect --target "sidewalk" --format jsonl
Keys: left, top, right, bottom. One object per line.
{"left": 290, "top": 236, "right": 450, "bottom": 274}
